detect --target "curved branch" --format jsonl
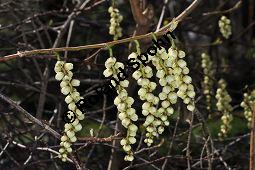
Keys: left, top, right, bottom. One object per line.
{"left": 0, "top": 0, "right": 202, "bottom": 62}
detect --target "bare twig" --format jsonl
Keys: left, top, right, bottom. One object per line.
{"left": 11, "top": 140, "right": 73, "bottom": 162}
{"left": 0, "top": 0, "right": 201, "bottom": 62}
{"left": 203, "top": 0, "right": 242, "bottom": 16}
{"left": 0, "top": 93, "right": 61, "bottom": 139}
{"left": 156, "top": 0, "right": 169, "bottom": 32}
{"left": 129, "top": 0, "right": 149, "bottom": 26}
{"left": 78, "top": 133, "right": 122, "bottom": 142}
{"left": 250, "top": 104, "right": 255, "bottom": 170}
{"left": 186, "top": 111, "right": 194, "bottom": 170}
{"left": 0, "top": 142, "right": 10, "bottom": 157}
{"left": 159, "top": 0, "right": 202, "bottom": 32}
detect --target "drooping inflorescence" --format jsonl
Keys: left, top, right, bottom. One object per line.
{"left": 54, "top": 61, "right": 84, "bottom": 162}
{"left": 103, "top": 49, "right": 138, "bottom": 161}
{"left": 102, "top": 29, "right": 195, "bottom": 160}
{"left": 129, "top": 51, "right": 161, "bottom": 146}
{"left": 150, "top": 48, "right": 177, "bottom": 137}
{"left": 201, "top": 53, "right": 214, "bottom": 111}
{"left": 218, "top": 16, "right": 232, "bottom": 39}
{"left": 216, "top": 79, "right": 233, "bottom": 138}
{"left": 108, "top": 6, "right": 123, "bottom": 40}
{"left": 144, "top": 37, "right": 195, "bottom": 145}
{"left": 168, "top": 46, "right": 196, "bottom": 112}
{"left": 240, "top": 90, "right": 255, "bottom": 128}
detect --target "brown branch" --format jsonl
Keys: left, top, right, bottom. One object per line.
{"left": 107, "top": 118, "right": 121, "bottom": 170}
{"left": 78, "top": 133, "right": 122, "bottom": 142}
{"left": 11, "top": 140, "right": 73, "bottom": 163}
{"left": 129, "top": 0, "right": 149, "bottom": 26}
{"left": 186, "top": 111, "right": 194, "bottom": 170}
{"left": 123, "top": 155, "right": 186, "bottom": 170}
{"left": 83, "top": 0, "right": 105, "bottom": 11}
{"left": 159, "top": 0, "right": 202, "bottom": 32}
{"left": 250, "top": 104, "right": 255, "bottom": 170}
{"left": 0, "top": 93, "right": 85, "bottom": 168}
{"left": 0, "top": 93, "right": 61, "bottom": 139}
{"left": 134, "top": 139, "right": 164, "bottom": 154}
{"left": 0, "top": 0, "right": 202, "bottom": 62}
{"left": 70, "top": 155, "right": 82, "bottom": 170}
{"left": 36, "top": 64, "right": 50, "bottom": 120}
{"left": 202, "top": 0, "right": 242, "bottom": 16}
{"left": 53, "top": 0, "right": 91, "bottom": 48}
{"left": 129, "top": 0, "right": 154, "bottom": 43}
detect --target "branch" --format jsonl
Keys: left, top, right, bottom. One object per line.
{"left": 129, "top": 0, "right": 149, "bottom": 25}
{"left": 53, "top": 0, "right": 91, "bottom": 48}
{"left": 0, "top": 0, "right": 202, "bottom": 62}
{"left": 11, "top": 140, "right": 73, "bottom": 163}
{"left": 0, "top": 93, "right": 85, "bottom": 168}
{"left": 159, "top": 0, "right": 202, "bottom": 32}
{"left": 203, "top": 0, "right": 242, "bottom": 16}
{"left": 250, "top": 104, "right": 255, "bottom": 170}
{"left": 78, "top": 133, "right": 122, "bottom": 142}
{"left": 0, "top": 93, "right": 61, "bottom": 139}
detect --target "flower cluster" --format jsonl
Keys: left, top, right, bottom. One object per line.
{"left": 201, "top": 53, "right": 214, "bottom": 111}
{"left": 135, "top": 42, "right": 195, "bottom": 145}
{"left": 240, "top": 90, "right": 255, "bottom": 128}
{"left": 218, "top": 16, "right": 232, "bottom": 39}
{"left": 101, "top": 34, "right": 195, "bottom": 160}
{"left": 103, "top": 55, "right": 138, "bottom": 161}
{"left": 54, "top": 61, "right": 84, "bottom": 162}
{"left": 137, "top": 42, "right": 195, "bottom": 146}
{"left": 151, "top": 48, "right": 176, "bottom": 135}
{"left": 129, "top": 52, "right": 161, "bottom": 146}
{"left": 216, "top": 79, "right": 233, "bottom": 138}
{"left": 168, "top": 46, "right": 196, "bottom": 112}
{"left": 108, "top": 6, "right": 123, "bottom": 40}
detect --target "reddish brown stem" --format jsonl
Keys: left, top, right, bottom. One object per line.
{"left": 250, "top": 104, "right": 255, "bottom": 170}
{"left": 129, "top": 0, "right": 148, "bottom": 26}
{"left": 0, "top": 0, "right": 202, "bottom": 62}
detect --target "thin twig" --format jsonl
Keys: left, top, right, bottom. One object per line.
{"left": 64, "top": 20, "right": 75, "bottom": 59}
{"left": 250, "top": 104, "right": 255, "bottom": 170}
{"left": 78, "top": 133, "right": 122, "bottom": 142}
{"left": 0, "top": 142, "right": 9, "bottom": 157}
{"left": 159, "top": 0, "right": 202, "bottom": 32}
{"left": 11, "top": 140, "right": 73, "bottom": 162}
{"left": 202, "top": 0, "right": 242, "bottom": 16}
{"left": 186, "top": 111, "right": 194, "bottom": 170}
{"left": 156, "top": 0, "right": 169, "bottom": 32}
{"left": 0, "top": 0, "right": 202, "bottom": 62}
{"left": 0, "top": 93, "right": 61, "bottom": 139}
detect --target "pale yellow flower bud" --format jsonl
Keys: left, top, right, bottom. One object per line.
{"left": 64, "top": 63, "right": 73, "bottom": 71}
{"left": 55, "top": 72, "right": 64, "bottom": 81}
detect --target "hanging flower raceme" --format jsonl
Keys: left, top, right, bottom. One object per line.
{"left": 218, "top": 16, "right": 232, "bottom": 39}
{"left": 201, "top": 53, "right": 214, "bottom": 111}
{"left": 240, "top": 90, "right": 255, "bottom": 128}
{"left": 103, "top": 50, "right": 138, "bottom": 161}
{"left": 146, "top": 35, "right": 195, "bottom": 138}
{"left": 54, "top": 61, "right": 84, "bottom": 162}
{"left": 168, "top": 46, "right": 196, "bottom": 112}
{"left": 150, "top": 48, "right": 175, "bottom": 135}
{"left": 108, "top": 6, "right": 123, "bottom": 40}
{"left": 216, "top": 79, "right": 233, "bottom": 138}
{"left": 129, "top": 51, "right": 161, "bottom": 147}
